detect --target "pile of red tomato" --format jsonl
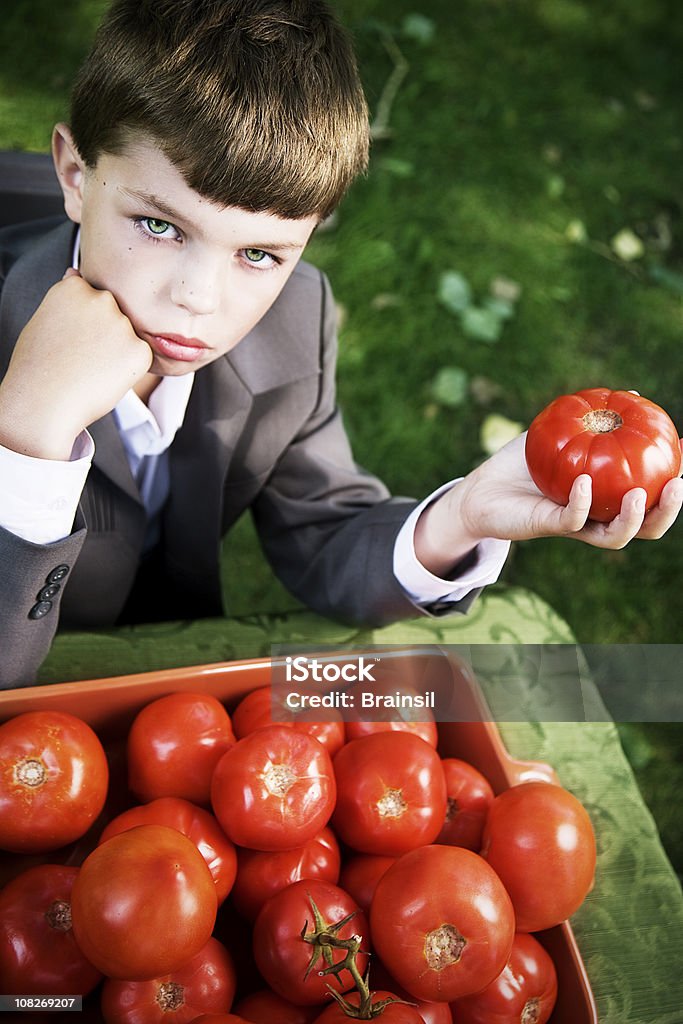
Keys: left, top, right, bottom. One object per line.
{"left": 0, "top": 687, "right": 597, "bottom": 1024}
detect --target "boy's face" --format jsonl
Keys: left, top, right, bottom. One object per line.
{"left": 55, "top": 129, "right": 319, "bottom": 377}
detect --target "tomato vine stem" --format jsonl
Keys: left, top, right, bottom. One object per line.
{"left": 301, "top": 897, "right": 413, "bottom": 1020}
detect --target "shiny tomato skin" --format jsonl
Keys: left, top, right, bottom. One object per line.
{"left": 233, "top": 989, "right": 320, "bottom": 1024}
{"left": 436, "top": 758, "right": 494, "bottom": 851}
{"left": 525, "top": 387, "right": 682, "bottom": 521}
{"left": 338, "top": 854, "right": 396, "bottom": 913}
{"left": 0, "top": 864, "right": 102, "bottom": 996}
{"left": 369, "top": 962, "right": 453, "bottom": 1024}
{"left": 344, "top": 719, "right": 438, "bottom": 748}
{"left": 370, "top": 845, "right": 515, "bottom": 1002}
{"left": 231, "top": 687, "right": 345, "bottom": 757}
{"left": 481, "top": 781, "right": 596, "bottom": 932}
{"left": 128, "top": 692, "right": 235, "bottom": 806}
{"left": 231, "top": 826, "right": 341, "bottom": 921}
{"left": 71, "top": 824, "right": 218, "bottom": 980}
{"left": 252, "top": 878, "right": 369, "bottom": 1006}
{"left": 100, "top": 937, "right": 236, "bottom": 1023}
{"left": 211, "top": 726, "right": 336, "bottom": 852}
{"left": 449, "top": 933, "right": 558, "bottom": 1024}
{"left": 312, "top": 990, "right": 425, "bottom": 1024}
{"left": 0, "top": 710, "right": 109, "bottom": 853}
{"left": 98, "top": 796, "right": 237, "bottom": 904}
{"left": 332, "top": 733, "right": 447, "bottom": 856}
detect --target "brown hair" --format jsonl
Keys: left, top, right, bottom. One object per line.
{"left": 69, "top": 0, "right": 369, "bottom": 220}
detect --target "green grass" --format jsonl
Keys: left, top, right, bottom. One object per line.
{"left": 2, "top": 0, "right": 682, "bottom": 874}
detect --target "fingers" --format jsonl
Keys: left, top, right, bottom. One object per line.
{"left": 556, "top": 474, "right": 592, "bottom": 533}
{"left": 572, "top": 479, "right": 683, "bottom": 548}
{"left": 636, "top": 477, "right": 683, "bottom": 540}
{"left": 62, "top": 266, "right": 81, "bottom": 280}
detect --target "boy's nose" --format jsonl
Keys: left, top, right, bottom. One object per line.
{"left": 171, "top": 267, "right": 222, "bottom": 316}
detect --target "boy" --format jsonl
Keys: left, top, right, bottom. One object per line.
{"left": 0, "top": 0, "right": 680, "bottom": 689}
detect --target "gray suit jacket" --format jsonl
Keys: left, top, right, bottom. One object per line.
{"left": 0, "top": 219, "right": 476, "bottom": 688}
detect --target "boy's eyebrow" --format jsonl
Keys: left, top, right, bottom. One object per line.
{"left": 118, "top": 185, "right": 309, "bottom": 253}
{"left": 118, "top": 186, "right": 185, "bottom": 224}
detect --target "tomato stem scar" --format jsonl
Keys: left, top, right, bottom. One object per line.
{"left": 424, "top": 923, "right": 466, "bottom": 969}
{"left": 14, "top": 757, "right": 47, "bottom": 788}
{"left": 45, "top": 899, "right": 72, "bottom": 932}
{"left": 582, "top": 409, "right": 623, "bottom": 433}
{"left": 156, "top": 982, "right": 184, "bottom": 1011}
{"left": 377, "top": 787, "right": 408, "bottom": 819}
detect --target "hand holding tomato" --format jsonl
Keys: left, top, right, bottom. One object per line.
{"left": 416, "top": 408, "right": 681, "bottom": 572}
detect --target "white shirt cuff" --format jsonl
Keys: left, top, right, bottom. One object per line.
{"left": 393, "top": 479, "right": 511, "bottom": 605}
{"left": 0, "top": 431, "right": 94, "bottom": 544}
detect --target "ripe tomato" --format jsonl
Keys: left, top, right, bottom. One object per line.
{"left": 0, "top": 864, "right": 102, "bottom": 996}
{"left": 231, "top": 686, "right": 345, "bottom": 757}
{"left": 99, "top": 796, "right": 237, "bottom": 904}
{"left": 338, "top": 854, "right": 396, "bottom": 913}
{"left": 211, "top": 726, "right": 336, "bottom": 851}
{"left": 312, "top": 990, "right": 425, "bottom": 1024}
{"left": 252, "top": 878, "right": 369, "bottom": 1005}
{"left": 480, "top": 781, "right": 596, "bottom": 932}
{"left": 369, "top": 962, "right": 453, "bottom": 1024}
{"left": 344, "top": 719, "right": 438, "bottom": 748}
{"left": 231, "top": 826, "right": 341, "bottom": 921}
{"left": 71, "top": 824, "right": 217, "bottom": 980}
{"left": 0, "top": 710, "right": 108, "bottom": 853}
{"left": 234, "top": 989, "right": 320, "bottom": 1024}
{"left": 100, "top": 937, "right": 236, "bottom": 1023}
{"left": 435, "top": 758, "right": 494, "bottom": 851}
{"left": 128, "top": 692, "right": 235, "bottom": 806}
{"left": 332, "top": 733, "right": 447, "bottom": 856}
{"left": 525, "top": 387, "right": 682, "bottom": 521}
{"left": 449, "top": 933, "right": 558, "bottom": 1024}
{"left": 370, "top": 845, "right": 514, "bottom": 1002}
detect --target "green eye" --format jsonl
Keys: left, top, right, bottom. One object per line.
{"left": 245, "top": 248, "right": 267, "bottom": 263}
{"left": 146, "top": 218, "right": 170, "bottom": 235}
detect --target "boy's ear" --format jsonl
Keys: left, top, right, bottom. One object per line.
{"left": 52, "top": 123, "right": 87, "bottom": 223}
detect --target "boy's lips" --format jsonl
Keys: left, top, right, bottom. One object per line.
{"left": 144, "top": 332, "right": 209, "bottom": 363}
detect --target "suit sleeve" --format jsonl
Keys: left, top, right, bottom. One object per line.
{"left": 251, "top": 272, "right": 481, "bottom": 627}
{"left": 0, "top": 517, "right": 87, "bottom": 689}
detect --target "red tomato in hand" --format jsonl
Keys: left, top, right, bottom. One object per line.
{"left": 450, "top": 933, "right": 558, "bottom": 1024}
{"left": 211, "top": 726, "right": 336, "bottom": 851}
{"left": 436, "top": 758, "right": 494, "bottom": 851}
{"left": 480, "top": 781, "right": 596, "bottom": 932}
{"left": 525, "top": 387, "right": 682, "bottom": 521}
{"left": 99, "top": 796, "right": 237, "bottom": 904}
{"left": 0, "top": 864, "right": 102, "bottom": 996}
{"left": 370, "top": 845, "right": 514, "bottom": 1002}
{"left": 231, "top": 686, "right": 345, "bottom": 756}
{"left": 252, "top": 878, "right": 369, "bottom": 1005}
{"left": 71, "top": 824, "right": 217, "bottom": 980}
{"left": 231, "top": 826, "right": 341, "bottom": 921}
{"left": 0, "top": 710, "right": 108, "bottom": 853}
{"left": 128, "top": 692, "right": 235, "bottom": 805}
{"left": 101, "top": 937, "right": 236, "bottom": 1023}
{"left": 332, "top": 733, "right": 447, "bottom": 856}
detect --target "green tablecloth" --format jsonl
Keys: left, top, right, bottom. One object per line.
{"left": 37, "top": 584, "right": 683, "bottom": 1023}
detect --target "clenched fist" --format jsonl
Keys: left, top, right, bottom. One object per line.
{"left": 0, "top": 272, "right": 153, "bottom": 461}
